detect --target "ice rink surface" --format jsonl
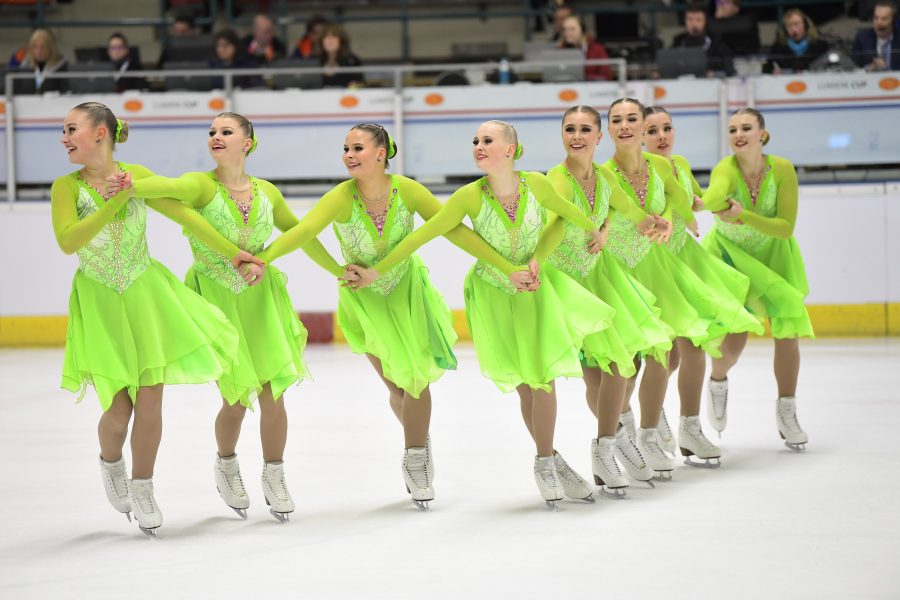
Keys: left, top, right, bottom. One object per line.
{"left": 1, "top": 339, "right": 898, "bottom": 599}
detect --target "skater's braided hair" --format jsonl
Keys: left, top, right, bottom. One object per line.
{"left": 484, "top": 120, "right": 523, "bottom": 160}
{"left": 216, "top": 112, "right": 258, "bottom": 155}
{"left": 351, "top": 123, "right": 398, "bottom": 168}
{"left": 73, "top": 102, "right": 128, "bottom": 146}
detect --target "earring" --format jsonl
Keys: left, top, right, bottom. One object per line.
{"left": 505, "top": 154, "right": 511, "bottom": 158}
{"left": 96, "top": 138, "right": 101, "bottom": 143}
{"left": 377, "top": 157, "right": 382, "bottom": 162}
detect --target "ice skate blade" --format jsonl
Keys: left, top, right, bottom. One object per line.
{"left": 651, "top": 471, "right": 673, "bottom": 482}
{"left": 124, "top": 512, "right": 132, "bottom": 523}
{"left": 230, "top": 507, "right": 249, "bottom": 519}
{"left": 599, "top": 487, "right": 628, "bottom": 500}
{"left": 784, "top": 441, "right": 807, "bottom": 452}
{"left": 579, "top": 494, "right": 596, "bottom": 503}
{"left": 412, "top": 499, "right": 431, "bottom": 511}
{"left": 544, "top": 499, "right": 561, "bottom": 511}
{"left": 683, "top": 456, "right": 721, "bottom": 468}
{"left": 138, "top": 526, "right": 158, "bottom": 537}
{"left": 269, "top": 509, "right": 291, "bottom": 523}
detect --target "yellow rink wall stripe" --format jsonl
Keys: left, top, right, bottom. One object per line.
{"left": 2, "top": 304, "right": 899, "bottom": 346}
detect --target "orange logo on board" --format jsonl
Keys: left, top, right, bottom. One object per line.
{"left": 340, "top": 95, "right": 359, "bottom": 108}
{"left": 0, "top": 101, "right": 5, "bottom": 115}
{"left": 785, "top": 81, "right": 807, "bottom": 94}
{"left": 654, "top": 86, "right": 666, "bottom": 99}
{"left": 558, "top": 89, "right": 578, "bottom": 102}
{"left": 879, "top": 77, "right": 899, "bottom": 91}
{"left": 123, "top": 99, "right": 144, "bottom": 112}
{"left": 208, "top": 98, "right": 226, "bottom": 111}
{"left": 425, "top": 93, "right": 444, "bottom": 106}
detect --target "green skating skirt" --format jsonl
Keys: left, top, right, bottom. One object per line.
{"left": 573, "top": 253, "right": 674, "bottom": 375}
{"left": 672, "top": 236, "right": 765, "bottom": 342}
{"left": 702, "top": 228, "right": 814, "bottom": 339}
{"left": 61, "top": 260, "right": 239, "bottom": 411}
{"left": 464, "top": 263, "right": 614, "bottom": 393}
{"left": 616, "top": 244, "right": 727, "bottom": 356}
{"left": 337, "top": 255, "right": 457, "bottom": 399}
{"left": 185, "top": 264, "right": 311, "bottom": 407}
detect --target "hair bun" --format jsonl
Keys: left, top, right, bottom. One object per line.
{"left": 115, "top": 120, "right": 129, "bottom": 144}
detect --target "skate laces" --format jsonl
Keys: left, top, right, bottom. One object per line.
{"left": 778, "top": 400, "right": 802, "bottom": 432}
{"left": 641, "top": 431, "right": 668, "bottom": 461}
{"left": 617, "top": 434, "right": 646, "bottom": 469}
{"left": 710, "top": 381, "right": 728, "bottom": 418}
{"left": 265, "top": 466, "right": 290, "bottom": 501}
{"left": 594, "top": 441, "right": 623, "bottom": 476}
{"left": 132, "top": 483, "right": 157, "bottom": 513}
{"left": 105, "top": 465, "right": 129, "bottom": 499}
{"left": 405, "top": 451, "right": 430, "bottom": 487}
{"left": 685, "top": 420, "right": 717, "bottom": 452}
{"left": 224, "top": 463, "right": 248, "bottom": 498}
{"left": 536, "top": 460, "right": 559, "bottom": 488}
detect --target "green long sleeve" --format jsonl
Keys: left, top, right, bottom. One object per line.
{"left": 673, "top": 155, "right": 704, "bottom": 198}
{"left": 131, "top": 171, "right": 217, "bottom": 209}
{"left": 648, "top": 153, "right": 687, "bottom": 223}
{"left": 395, "top": 177, "right": 521, "bottom": 276}
{"left": 528, "top": 172, "right": 599, "bottom": 231}
{"left": 369, "top": 181, "right": 475, "bottom": 275}
{"left": 262, "top": 179, "right": 344, "bottom": 276}
{"left": 146, "top": 197, "right": 242, "bottom": 259}
{"left": 533, "top": 214, "right": 566, "bottom": 263}
{"left": 702, "top": 155, "right": 798, "bottom": 239}
{"left": 257, "top": 181, "right": 355, "bottom": 264}
{"left": 51, "top": 174, "right": 130, "bottom": 255}
{"left": 738, "top": 157, "right": 798, "bottom": 238}
{"left": 601, "top": 167, "right": 651, "bottom": 224}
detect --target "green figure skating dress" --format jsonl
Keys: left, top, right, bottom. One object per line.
{"left": 53, "top": 163, "right": 239, "bottom": 411}
{"left": 332, "top": 177, "right": 458, "bottom": 398}
{"left": 664, "top": 155, "right": 764, "bottom": 341}
{"left": 543, "top": 163, "right": 674, "bottom": 373}
{"left": 259, "top": 176, "right": 496, "bottom": 399}
{"left": 701, "top": 155, "right": 814, "bottom": 339}
{"left": 367, "top": 172, "right": 616, "bottom": 393}
{"left": 132, "top": 172, "right": 314, "bottom": 407}
{"left": 602, "top": 152, "right": 747, "bottom": 355}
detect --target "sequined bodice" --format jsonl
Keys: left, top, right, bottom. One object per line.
{"left": 715, "top": 157, "right": 777, "bottom": 255}
{"left": 75, "top": 184, "right": 150, "bottom": 294}
{"left": 334, "top": 177, "right": 412, "bottom": 296}
{"left": 549, "top": 166, "right": 609, "bottom": 279}
{"left": 188, "top": 176, "right": 273, "bottom": 295}
{"left": 606, "top": 160, "right": 665, "bottom": 269}
{"left": 471, "top": 174, "right": 544, "bottom": 295}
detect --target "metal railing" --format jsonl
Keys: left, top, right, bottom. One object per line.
{"left": 2, "top": 57, "right": 627, "bottom": 204}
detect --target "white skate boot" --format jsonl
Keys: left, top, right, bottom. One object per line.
{"left": 776, "top": 396, "right": 808, "bottom": 451}
{"left": 553, "top": 452, "right": 594, "bottom": 503}
{"left": 533, "top": 455, "right": 564, "bottom": 509}
{"left": 402, "top": 447, "right": 434, "bottom": 511}
{"left": 99, "top": 456, "right": 131, "bottom": 522}
{"left": 261, "top": 461, "right": 294, "bottom": 522}
{"left": 214, "top": 454, "right": 249, "bottom": 519}
{"left": 591, "top": 437, "right": 628, "bottom": 498}
{"left": 636, "top": 428, "right": 675, "bottom": 481}
{"left": 707, "top": 378, "right": 729, "bottom": 436}
{"left": 679, "top": 416, "right": 722, "bottom": 468}
{"left": 614, "top": 426, "right": 655, "bottom": 486}
{"left": 658, "top": 409, "right": 676, "bottom": 455}
{"left": 129, "top": 478, "right": 162, "bottom": 536}
{"left": 619, "top": 410, "right": 637, "bottom": 443}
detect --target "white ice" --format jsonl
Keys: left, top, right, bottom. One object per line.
{"left": 1, "top": 339, "right": 897, "bottom": 599}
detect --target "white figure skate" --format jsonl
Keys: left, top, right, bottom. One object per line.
{"left": 215, "top": 454, "right": 250, "bottom": 519}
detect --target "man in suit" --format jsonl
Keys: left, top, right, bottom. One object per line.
{"left": 852, "top": 1, "right": 900, "bottom": 70}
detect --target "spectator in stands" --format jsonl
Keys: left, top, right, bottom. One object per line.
{"left": 243, "top": 14, "right": 286, "bottom": 65}
{"left": 852, "top": 1, "right": 900, "bottom": 70}
{"left": 294, "top": 14, "right": 328, "bottom": 60}
{"left": 708, "top": 0, "right": 760, "bottom": 56}
{"left": 210, "top": 29, "right": 264, "bottom": 89}
{"left": 764, "top": 9, "right": 830, "bottom": 74}
{"left": 170, "top": 13, "right": 199, "bottom": 37}
{"left": 672, "top": 3, "right": 735, "bottom": 76}
{"left": 550, "top": 2, "right": 574, "bottom": 42}
{"left": 106, "top": 32, "right": 146, "bottom": 92}
{"left": 317, "top": 23, "right": 363, "bottom": 88}
{"left": 557, "top": 14, "right": 614, "bottom": 80}
{"left": 17, "top": 28, "right": 68, "bottom": 94}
